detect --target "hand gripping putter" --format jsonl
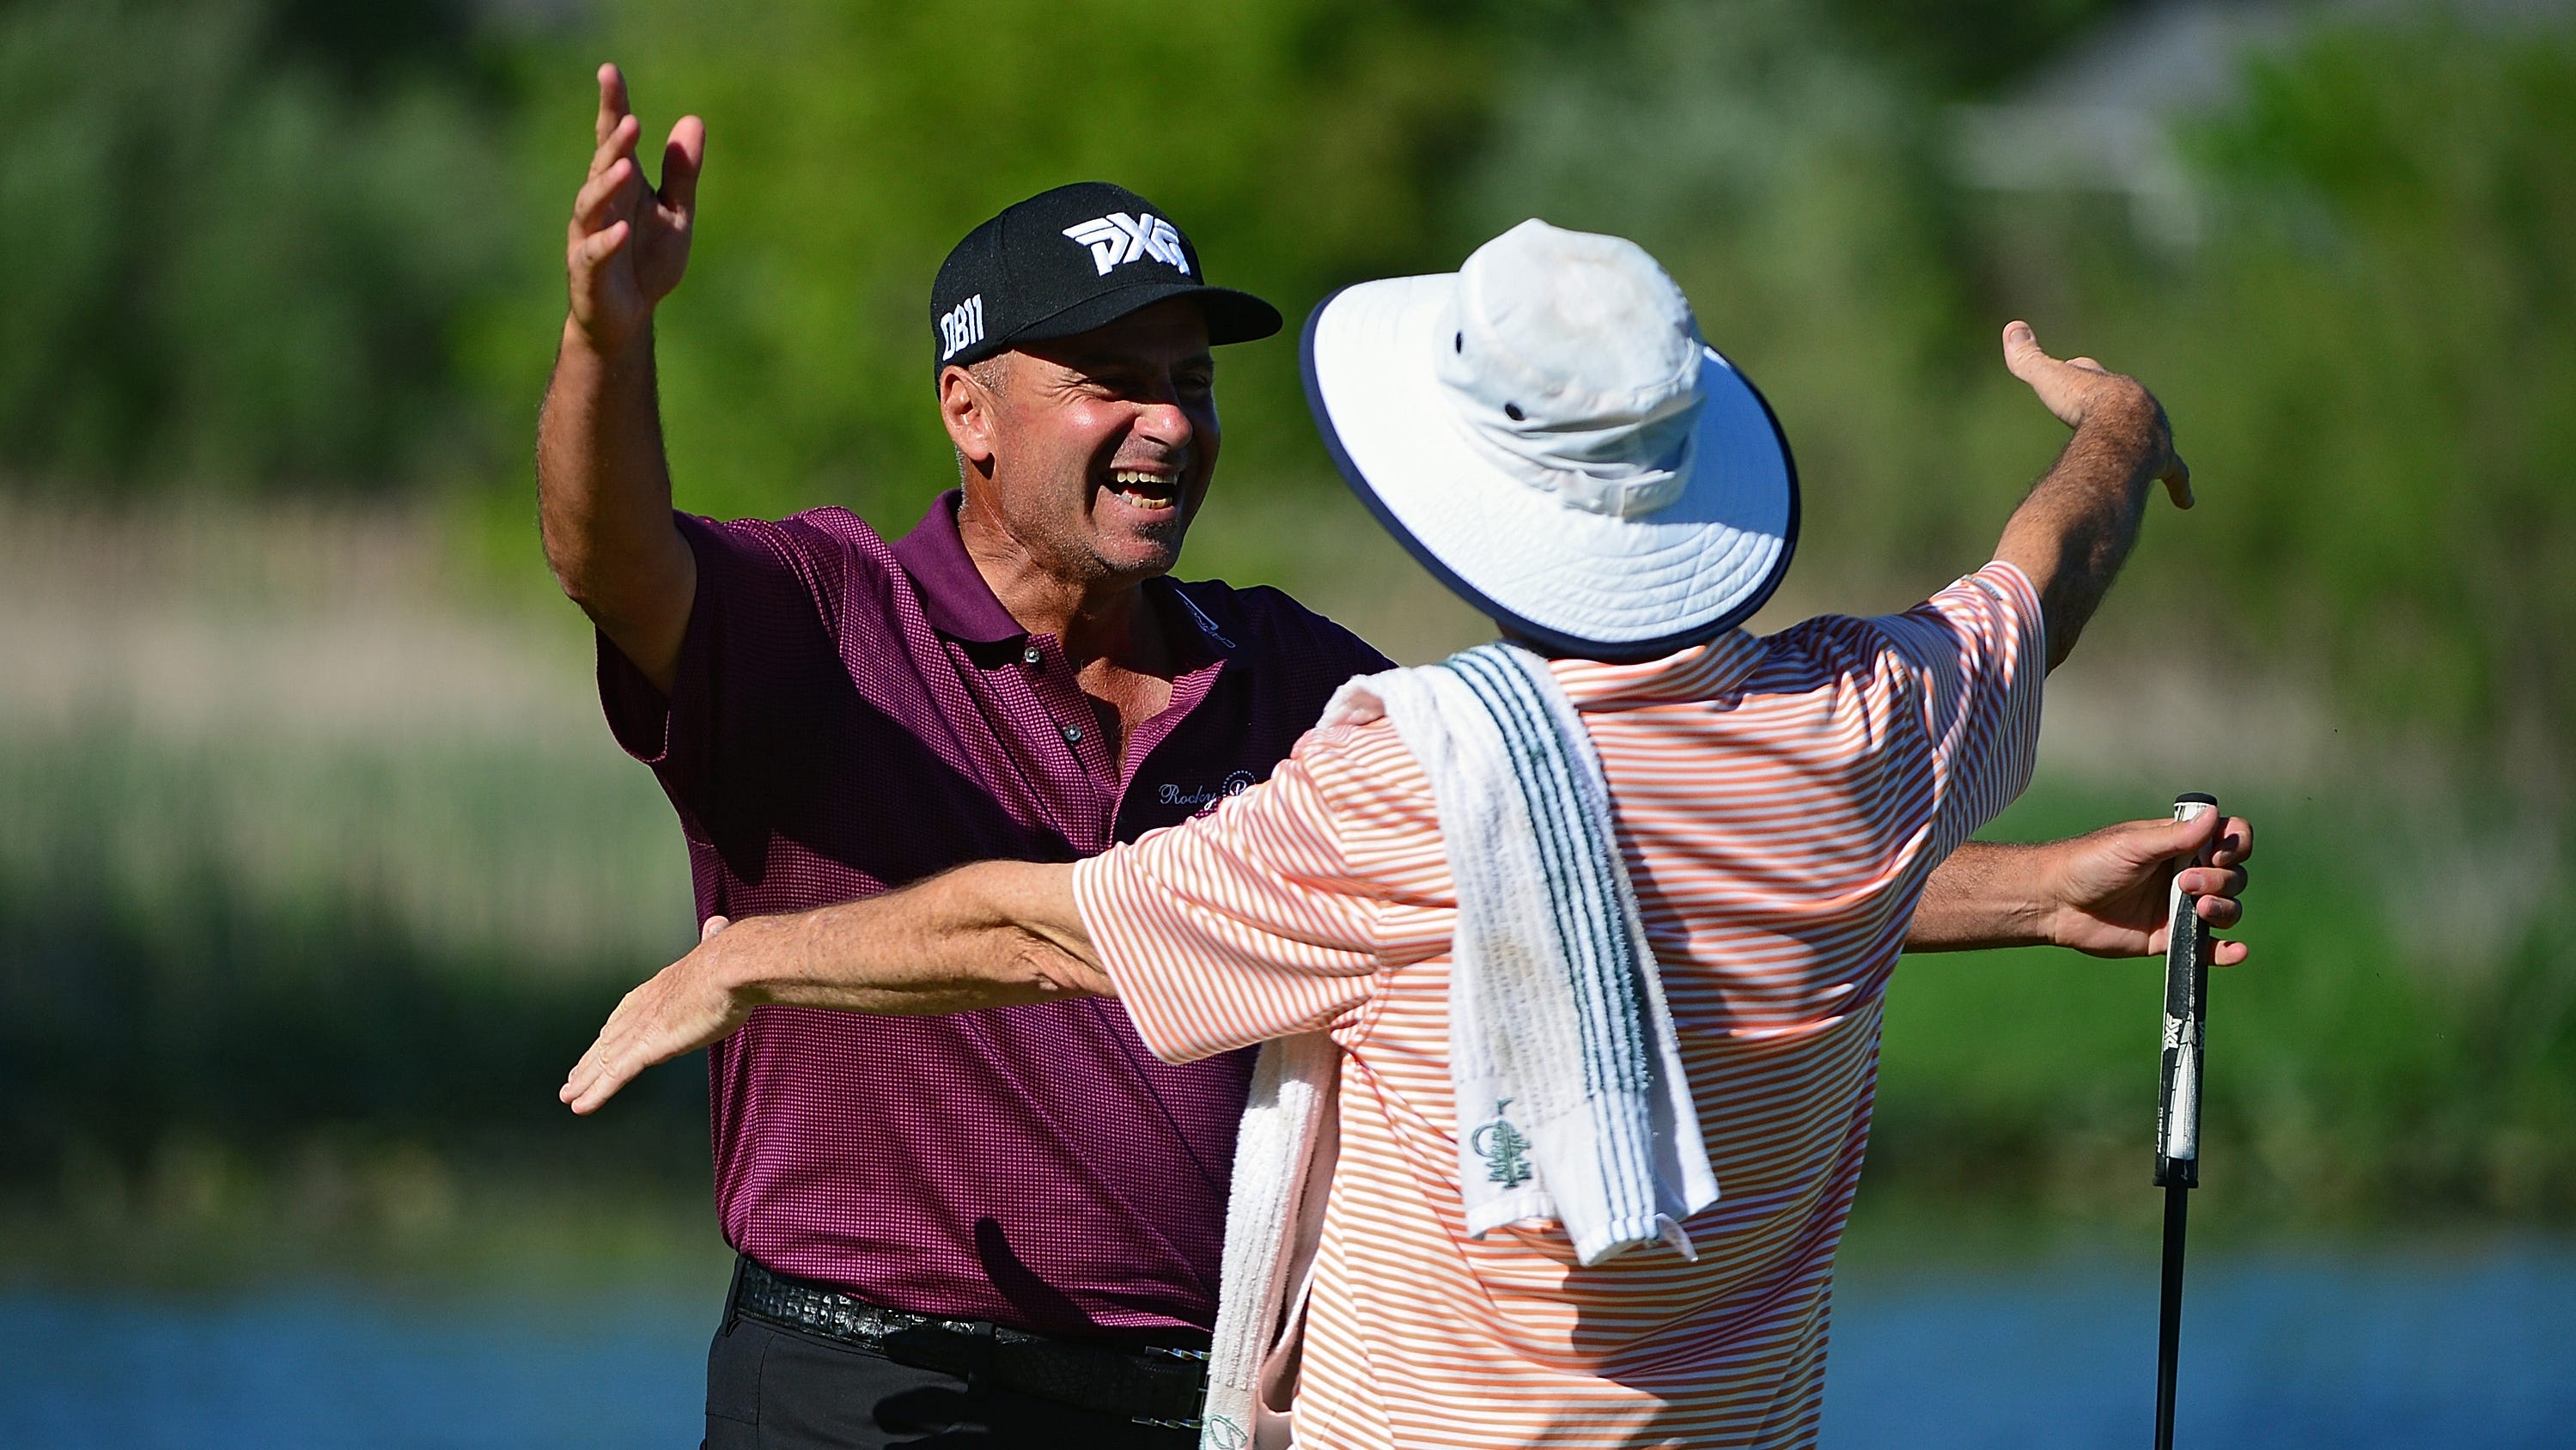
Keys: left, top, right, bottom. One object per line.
{"left": 2152, "top": 793, "right": 2219, "bottom": 1450}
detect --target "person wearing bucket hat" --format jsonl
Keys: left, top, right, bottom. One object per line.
{"left": 559, "top": 210, "right": 2250, "bottom": 1449}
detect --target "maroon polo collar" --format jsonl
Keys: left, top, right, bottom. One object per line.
{"left": 891, "top": 490, "right": 1232, "bottom": 666}
{"left": 892, "top": 491, "right": 1027, "bottom": 644}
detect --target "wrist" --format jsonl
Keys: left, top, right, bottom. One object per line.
{"left": 703, "top": 916, "right": 783, "bottom": 1008}
{"left": 1915, "top": 840, "right": 2057, "bottom": 951}
{"left": 562, "top": 311, "right": 653, "bottom": 371}
{"left": 2025, "top": 897, "right": 2073, "bottom": 951}
{"left": 2072, "top": 382, "right": 2166, "bottom": 475}
{"left": 2070, "top": 374, "right": 2152, "bottom": 430}
{"left": 1991, "top": 841, "right": 2063, "bottom": 948}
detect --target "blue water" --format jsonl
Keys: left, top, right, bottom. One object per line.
{"left": 0, "top": 1288, "right": 709, "bottom": 1449}
{"left": 1825, "top": 1243, "right": 2576, "bottom": 1448}
{"left": 4, "top": 1244, "right": 2572, "bottom": 1448}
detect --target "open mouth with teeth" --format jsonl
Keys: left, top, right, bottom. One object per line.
{"left": 1105, "top": 467, "right": 1184, "bottom": 514}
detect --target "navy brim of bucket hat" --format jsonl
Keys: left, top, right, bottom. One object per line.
{"left": 1299, "top": 277, "right": 1799, "bottom": 664}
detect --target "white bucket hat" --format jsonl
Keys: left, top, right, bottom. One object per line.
{"left": 1300, "top": 219, "right": 1797, "bottom": 660}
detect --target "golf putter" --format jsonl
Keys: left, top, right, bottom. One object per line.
{"left": 2152, "top": 793, "right": 2219, "bottom": 1450}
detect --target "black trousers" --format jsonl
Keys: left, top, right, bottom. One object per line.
{"left": 702, "top": 1307, "right": 1201, "bottom": 1450}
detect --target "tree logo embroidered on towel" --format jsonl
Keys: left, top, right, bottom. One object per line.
{"left": 1471, "top": 1100, "right": 1534, "bottom": 1188}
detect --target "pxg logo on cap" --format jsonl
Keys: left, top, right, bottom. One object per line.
{"left": 928, "top": 181, "right": 1282, "bottom": 375}
{"left": 1062, "top": 213, "right": 1191, "bottom": 277}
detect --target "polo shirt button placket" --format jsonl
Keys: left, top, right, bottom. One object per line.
{"left": 1017, "top": 636, "right": 1114, "bottom": 836}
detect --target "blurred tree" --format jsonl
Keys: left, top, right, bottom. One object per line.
{"left": 1824, "top": 0, "right": 2138, "bottom": 94}
{"left": 0, "top": 0, "right": 519, "bottom": 492}
{"left": 264, "top": 0, "right": 484, "bottom": 88}
{"left": 0, "top": 0, "right": 2117, "bottom": 507}
{"left": 2137, "top": 21, "right": 2576, "bottom": 791}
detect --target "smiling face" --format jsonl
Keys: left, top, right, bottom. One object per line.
{"left": 940, "top": 299, "right": 1220, "bottom": 594}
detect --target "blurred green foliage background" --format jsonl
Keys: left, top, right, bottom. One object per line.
{"left": 3, "top": 0, "right": 2572, "bottom": 1271}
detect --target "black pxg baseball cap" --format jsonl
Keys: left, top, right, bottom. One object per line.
{"left": 929, "top": 182, "right": 1283, "bottom": 375}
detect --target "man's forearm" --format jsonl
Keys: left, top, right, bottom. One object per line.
{"left": 1993, "top": 397, "right": 2165, "bottom": 670}
{"left": 535, "top": 320, "right": 696, "bottom": 690}
{"left": 709, "top": 861, "right": 1107, "bottom": 1015}
{"left": 1907, "top": 841, "right": 2054, "bottom": 952}
{"left": 563, "top": 861, "right": 1107, "bottom": 1114}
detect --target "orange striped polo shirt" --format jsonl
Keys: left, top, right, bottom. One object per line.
{"left": 1070, "top": 563, "right": 2043, "bottom": 1449}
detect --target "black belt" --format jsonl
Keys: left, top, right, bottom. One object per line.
{"left": 729, "top": 1257, "right": 1209, "bottom": 1429}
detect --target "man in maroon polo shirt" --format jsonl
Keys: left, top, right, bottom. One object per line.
{"left": 540, "top": 68, "right": 2252, "bottom": 1450}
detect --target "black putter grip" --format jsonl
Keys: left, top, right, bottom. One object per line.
{"left": 2154, "top": 794, "right": 2219, "bottom": 1190}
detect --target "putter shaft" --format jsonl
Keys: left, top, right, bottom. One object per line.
{"left": 2153, "top": 1183, "right": 2189, "bottom": 1449}
{"left": 2153, "top": 793, "right": 2217, "bottom": 1450}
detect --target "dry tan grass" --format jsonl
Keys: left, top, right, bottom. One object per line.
{"left": 0, "top": 498, "right": 685, "bottom": 971}
{"left": 0, "top": 500, "right": 605, "bottom": 747}
{"left": 0, "top": 490, "right": 2348, "bottom": 781}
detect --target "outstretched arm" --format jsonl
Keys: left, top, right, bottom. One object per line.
{"left": 560, "top": 862, "right": 1102, "bottom": 1114}
{"left": 563, "top": 805, "right": 2258, "bottom": 1112}
{"left": 1990, "top": 321, "right": 2192, "bottom": 671}
{"left": 537, "top": 64, "right": 706, "bottom": 695}
{"left": 1907, "top": 808, "right": 2252, "bottom": 962}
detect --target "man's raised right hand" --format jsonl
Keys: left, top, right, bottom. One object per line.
{"left": 566, "top": 64, "right": 703, "bottom": 355}
{"left": 2001, "top": 320, "right": 2191, "bottom": 509}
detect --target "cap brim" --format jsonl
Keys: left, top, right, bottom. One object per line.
{"left": 1011, "top": 281, "right": 1283, "bottom": 350}
{"left": 1300, "top": 277, "right": 1798, "bottom": 662}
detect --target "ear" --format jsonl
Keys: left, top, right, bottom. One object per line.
{"left": 939, "top": 362, "right": 1002, "bottom": 473}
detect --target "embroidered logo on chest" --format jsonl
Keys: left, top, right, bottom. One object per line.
{"left": 1157, "top": 769, "right": 1258, "bottom": 814}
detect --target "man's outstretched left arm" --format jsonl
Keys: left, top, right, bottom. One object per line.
{"left": 559, "top": 860, "right": 1098, "bottom": 1115}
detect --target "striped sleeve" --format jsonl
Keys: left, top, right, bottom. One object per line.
{"left": 1070, "top": 736, "right": 1386, "bottom": 1064}
{"left": 1871, "top": 559, "right": 2047, "bottom": 857}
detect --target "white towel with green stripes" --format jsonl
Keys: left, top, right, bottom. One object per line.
{"left": 1329, "top": 641, "right": 1720, "bottom": 1264}
{"left": 1196, "top": 643, "right": 1722, "bottom": 1449}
